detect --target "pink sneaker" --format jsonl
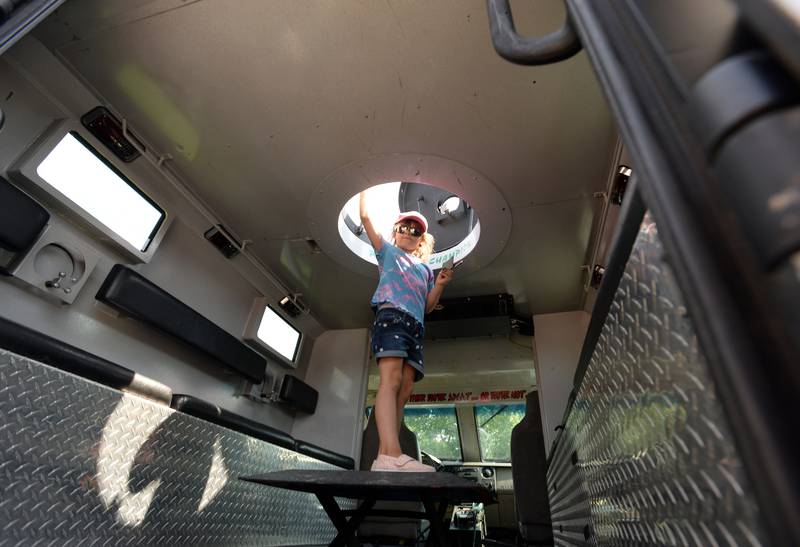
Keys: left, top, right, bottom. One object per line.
{"left": 370, "top": 454, "right": 435, "bottom": 472}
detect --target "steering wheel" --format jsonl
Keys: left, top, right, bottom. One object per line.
{"left": 420, "top": 450, "right": 443, "bottom": 471}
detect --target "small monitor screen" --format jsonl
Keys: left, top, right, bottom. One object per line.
{"left": 36, "top": 132, "right": 165, "bottom": 251}
{"left": 256, "top": 306, "right": 301, "bottom": 362}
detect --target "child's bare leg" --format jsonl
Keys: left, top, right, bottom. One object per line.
{"left": 375, "top": 357, "right": 404, "bottom": 457}
{"left": 396, "top": 363, "right": 415, "bottom": 431}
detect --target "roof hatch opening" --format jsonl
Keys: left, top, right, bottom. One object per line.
{"left": 339, "top": 182, "right": 481, "bottom": 269}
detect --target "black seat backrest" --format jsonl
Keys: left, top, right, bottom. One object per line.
{"left": 359, "top": 410, "right": 419, "bottom": 469}
{"left": 358, "top": 411, "right": 422, "bottom": 541}
{"left": 96, "top": 265, "right": 265, "bottom": 382}
{"left": 511, "top": 391, "right": 553, "bottom": 544}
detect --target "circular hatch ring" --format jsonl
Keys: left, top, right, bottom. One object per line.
{"left": 308, "top": 153, "right": 511, "bottom": 278}
{"left": 337, "top": 182, "right": 481, "bottom": 270}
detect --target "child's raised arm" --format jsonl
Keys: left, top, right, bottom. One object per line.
{"left": 359, "top": 191, "right": 383, "bottom": 251}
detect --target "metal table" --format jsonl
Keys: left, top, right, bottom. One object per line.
{"left": 240, "top": 469, "right": 496, "bottom": 547}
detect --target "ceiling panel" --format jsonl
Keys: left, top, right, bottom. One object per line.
{"left": 34, "top": 0, "right": 617, "bottom": 328}
{"left": 254, "top": 196, "right": 600, "bottom": 327}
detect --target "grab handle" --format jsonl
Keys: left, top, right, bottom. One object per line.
{"left": 486, "top": 0, "right": 581, "bottom": 65}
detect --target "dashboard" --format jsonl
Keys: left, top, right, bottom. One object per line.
{"left": 444, "top": 465, "right": 498, "bottom": 494}
{"left": 443, "top": 464, "right": 517, "bottom": 529}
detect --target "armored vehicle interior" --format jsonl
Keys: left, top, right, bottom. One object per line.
{"left": 0, "top": 1, "right": 798, "bottom": 545}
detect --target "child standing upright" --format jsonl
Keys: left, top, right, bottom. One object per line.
{"left": 359, "top": 191, "right": 453, "bottom": 472}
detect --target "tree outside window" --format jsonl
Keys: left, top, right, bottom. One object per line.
{"left": 474, "top": 403, "right": 526, "bottom": 462}
{"left": 403, "top": 406, "right": 462, "bottom": 461}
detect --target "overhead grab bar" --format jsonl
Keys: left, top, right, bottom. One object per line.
{"left": 486, "top": 0, "right": 582, "bottom": 65}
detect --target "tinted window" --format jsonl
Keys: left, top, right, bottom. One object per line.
{"left": 256, "top": 305, "right": 301, "bottom": 362}
{"left": 36, "top": 132, "right": 165, "bottom": 251}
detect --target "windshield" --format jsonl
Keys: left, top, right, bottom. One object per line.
{"left": 403, "top": 405, "right": 462, "bottom": 461}
{"left": 474, "top": 403, "right": 526, "bottom": 462}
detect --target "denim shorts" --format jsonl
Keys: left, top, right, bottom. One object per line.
{"left": 371, "top": 307, "right": 425, "bottom": 381}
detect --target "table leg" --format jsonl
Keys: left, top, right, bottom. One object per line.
{"left": 317, "top": 494, "right": 376, "bottom": 547}
{"left": 421, "top": 495, "right": 450, "bottom": 547}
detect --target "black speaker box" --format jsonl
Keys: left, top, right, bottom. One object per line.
{"left": 426, "top": 293, "right": 514, "bottom": 321}
{"left": 279, "top": 374, "right": 318, "bottom": 414}
{"left": 0, "top": 177, "right": 49, "bottom": 254}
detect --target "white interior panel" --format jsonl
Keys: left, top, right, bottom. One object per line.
{"left": 291, "top": 329, "right": 370, "bottom": 464}
{"left": 533, "top": 310, "right": 591, "bottom": 452}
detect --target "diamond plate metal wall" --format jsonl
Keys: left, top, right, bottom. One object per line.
{"left": 0, "top": 349, "right": 350, "bottom": 546}
{"left": 547, "top": 216, "right": 768, "bottom": 546}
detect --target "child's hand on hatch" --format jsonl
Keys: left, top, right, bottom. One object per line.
{"left": 436, "top": 267, "right": 453, "bottom": 287}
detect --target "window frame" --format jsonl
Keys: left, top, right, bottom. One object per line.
{"left": 243, "top": 297, "right": 303, "bottom": 368}
{"left": 9, "top": 120, "right": 171, "bottom": 262}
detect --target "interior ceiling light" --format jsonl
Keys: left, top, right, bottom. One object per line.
{"left": 438, "top": 196, "right": 461, "bottom": 215}
{"left": 278, "top": 295, "right": 303, "bottom": 317}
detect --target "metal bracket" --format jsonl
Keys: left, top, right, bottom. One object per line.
{"left": 611, "top": 165, "right": 631, "bottom": 205}
{"left": 590, "top": 264, "right": 605, "bottom": 288}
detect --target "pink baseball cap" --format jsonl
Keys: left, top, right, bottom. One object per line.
{"left": 395, "top": 211, "right": 428, "bottom": 233}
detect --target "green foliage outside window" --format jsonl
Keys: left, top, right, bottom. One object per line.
{"left": 403, "top": 406, "right": 462, "bottom": 461}
{"left": 474, "top": 403, "right": 526, "bottom": 462}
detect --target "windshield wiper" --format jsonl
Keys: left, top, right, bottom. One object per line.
{"left": 479, "top": 404, "right": 509, "bottom": 428}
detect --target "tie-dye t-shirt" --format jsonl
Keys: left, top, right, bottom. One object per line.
{"left": 370, "top": 238, "right": 435, "bottom": 324}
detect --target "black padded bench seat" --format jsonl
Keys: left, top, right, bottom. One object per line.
{"left": 295, "top": 440, "right": 355, "bottom": 470}
{"left": 0, "top": 315, "right": 135, "bottom": 389}
{"left": 96, "top": 265, "right": 265, "bottom": 382}
{"left": 0, "top": 315, "right": 172, "bottom": 403}
{"left": 171, "top": 394, "right": 296, "bottom": 450}
{"left": 0, "top": 316, "right": 353, "bottom": 468}
{"left": 171, "top": 394, "right": 355, "bottom": 469}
